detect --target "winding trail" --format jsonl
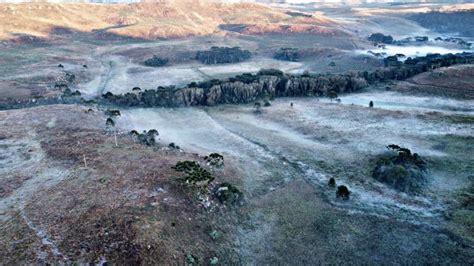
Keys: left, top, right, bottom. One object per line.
{"left": 20, "top": 206, "right": 68, "bottom": 261}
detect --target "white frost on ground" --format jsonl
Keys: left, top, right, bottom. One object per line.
{"left": 357, "top": 45, "right": 469, "bottom": 58}
{"left": 338, "top": 91, "right": 474, "bottom": 115}
{"left": 197, "top": 57, "right": 304, "bottom": 77}
{"left": 119, "top": 90, "right": 473, "bottom": 223}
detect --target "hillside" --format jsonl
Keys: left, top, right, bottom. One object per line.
{"left": 0, "top": 2, "right": 337, "bottom": 41}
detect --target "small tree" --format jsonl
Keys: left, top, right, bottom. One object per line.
{"left": 106, "top": 117, "right": 115, "bottom": 129}
{"left": 336, "top": 185, "right": 350, "bottom": 200}
{"left": 328, "top": 178, "right": 336, "bottom": 187}
{"left": 328, "top": 91, "right": 338, "bottom": 102}
{"left": 254, "top": 102, "right": 261, "bottom": 114}
{"left": 106, "top": 118, "right": 118, "bottom": 146}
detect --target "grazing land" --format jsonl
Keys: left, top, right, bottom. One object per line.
{"left": 1, "top": 1, "right": 473, "bottom": 264}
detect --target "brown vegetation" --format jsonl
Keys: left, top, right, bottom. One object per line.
{"left": 0, "top": 105, "right": 242, "bottom": 264}
{"left": 0, "top": 1, "right": 337, "bottom": 41}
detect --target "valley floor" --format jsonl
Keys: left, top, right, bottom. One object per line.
{"left": 1, "top": 89, "right": 473, "bottom": 264}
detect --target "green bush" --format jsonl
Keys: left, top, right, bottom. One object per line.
{"left": 336, "top": 185, "right": 350, "bottom": 200}
{"left": 172, "top": 161, "right": 214, "bottom": 185}
{"left": 144, "top": 55, "right": 168, "bottom": 67}
{"left": 373, "top": 145, "right": 427, "bottom": 193}
{"left": 214, "top": 182, "right": 243, "bottom": 204}
{"left": 204, "top": 153, "right": 224, "bottom": 167}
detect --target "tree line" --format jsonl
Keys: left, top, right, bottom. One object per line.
{"left": 104, "top": 52, "right": 474, "bottom": 108}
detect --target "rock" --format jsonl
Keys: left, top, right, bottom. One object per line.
{"left": 209, "top": 257, "right": 219, "bottom": 265}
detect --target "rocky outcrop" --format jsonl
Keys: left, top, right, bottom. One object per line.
{"left": 104, "top": 73, "right": 366, "bottom": 108}
{"left": 104, "top": 52, "right": 474, "bottom": 108}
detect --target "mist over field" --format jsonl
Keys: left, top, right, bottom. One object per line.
{"left": 0, "top": 0, "right": 473, "bottom": 264}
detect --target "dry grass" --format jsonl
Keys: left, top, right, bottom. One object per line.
{"left": 0, "top": 1, "right": 337, "bottom": 41}
{"left": 0, "top": 105, "right": 242, "bottom": 264}
{"left": 396, "top": 65, "right": 474, "bottom": 99}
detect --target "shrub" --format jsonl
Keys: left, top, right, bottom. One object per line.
{"left": 204, "top": 153, "right": 224, "bottom": 167}
{"left": 336, "top": 185, "right": 350, "bottom": 200}
{"left": 102, "top": 91, "right": 114, "bottom": 99}
{"left": 130, "top": 129, "right": 159, "bottom": 146}
{"left": 328, "top": 178, "right": 336, "bottom": 187}
{"left": 105, "top": 117, "right": 115, "bottom": 128}
{"left": 254, "top": 102, "right": 262, "bottom": 114}
{"left": 273, "top": 47, "right": 299, "bottom": 62}
{"left": 196, "top": 46, "right": 251, "bottom": 64}
{"left": 144, "top": 55, "right": 168, "bottom": 67}
{"left": 257, "top": 68, "right": 284, "bottom": 76}
{"left": 373, "top": 145, "right": 427, "bottom": 193}
{"left": 214, "top": 182, "right": 243, "bottom": 204}
{"left": 327, "top": 91, "right": 338, "bottom": 101}
{"left": 105, "top": 109, "right": 121, "bottom": 117}
{"left": 172, "top": 161, "right": 214, "bottom": 185}
{"left": 368, "top": 33, "right": 394, "bottom": 44}
{"left": 168, "top": 142, "right": 180, "bottom": 150}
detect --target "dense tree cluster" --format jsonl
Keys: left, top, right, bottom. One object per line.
{"left": 383, "top": 56, "right": 402, "bottom": 67}
{"left": 409, "top": 11, "right": 474, "bottom": 37}
{"left": 362, "top": 52, "right": 474, "bottom": 83}
{"left": 144, "top": 55, "right": 169, "bottom": 67}
{"left": 273, "top": 48, "right": 299, "bottom": 62}
{"left": 435, "top": 37, "right": 471, "bottom": 48}
{"left": 129, "top": 129, "right": 159, "bottom": 146}
{"left": 373, "top": 145, "right": 427, "bottom": 194}
{"left": 195, "top": 46, "right": 251, "bottom": 64}
{"left": 368, "top": 33, "right": 394, "bottom": 44}
{"left": 103, "top": 52, "right": 473, "bottom": 108}
{"left": 62, "top": 88, "right": 81, "bottom": 97}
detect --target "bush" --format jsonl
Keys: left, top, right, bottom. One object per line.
{"left": 105, "top": 117, "right": 115, "bottom": 128}
{"left": 372, "top": 145, "right": 427, "bottom": 193}
{"left": 105, "top": 109, "right": 121, "bottom": 117}
{"left": 204, "top": 153, "right": 224, "bottom": 167}
{"left": 328, "top": 178, "right": 336, "bottom": 187}
{"left": 336, "top": 185, "right": 350, "bottom": 200}
{"left": 172, "top": 161, "right": 214, "bottom": 185}
{"left": 214, "top": 182, "right": 243, "bottom": 204}
{"left": 257, "top": 68, "right": 284, "bottom": 76}
{"left": 131, "top": 129, "right": 158, "bottom": 146}
{"left": 168, "top": 142, "right": 180, "bottom": 150}
{"left": 273, "top": 48, "right": 299, "bottom": 62}
{"left": 368, "top": 33, "right": 394, "bottom": 44}
{"left": 144, "top": 55, "right": 168, "bottom": 67}
{"left": 196, "top": 46, "right": 251, "bottom": 65}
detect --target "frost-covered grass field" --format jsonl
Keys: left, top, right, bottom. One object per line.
{"left": 118, "top": 90, "right": 474, "bottom": 263}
